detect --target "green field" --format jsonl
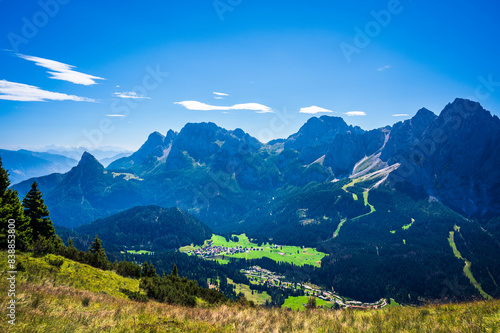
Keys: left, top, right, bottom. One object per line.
{"left": 227, "top": 278, "right": 271, "bottom": 305}
{"left": 333, "top": 218, "right": 347, "bottom": 238}
{"left": 282, "top": 296, "right": 336, "bottom": 311}
{"left": 180, "top": 234, "right": 327, "bottom": 267}
{"left": 363, "top": 191, "right": 375, "bottom": 213}
{"left": 388, "top": 298, "right": 400, "bottom": 307}
{"left": 352, "top": 190, "right": 376, "bottom": 221}
{"left": 342, "top": 179, "right": 360, "bottom": 201}
{"left": 402, "top": 218, "right": 415, "bottom": 230}
{"left": 448, "top": 229, "right": 491, "bottom": 300}
{"left": 125, "top": 250, "right": 154, "bottom": 255}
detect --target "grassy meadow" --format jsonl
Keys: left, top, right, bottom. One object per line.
{"left": 1, "top": 251, "right": 499, "bottom": 332}
{"left": 180, "top": 234, "right": 326, "bottom": 267}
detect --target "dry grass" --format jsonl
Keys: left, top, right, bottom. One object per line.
{"left": 1, "top": 251, "right": 499, "bottom": 332}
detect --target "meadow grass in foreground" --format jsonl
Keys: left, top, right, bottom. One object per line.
{"left": 1, "top": 251, "right": 499, "bottom": 332}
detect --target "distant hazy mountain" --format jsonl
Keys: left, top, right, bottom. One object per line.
{"left": 99, "top": 152, "right": 133, "bottom": 167}
{"left": 0, "top": 149, "right": 77, "bottom": 184}
{"left": 41, "top": 145, "right": 133, "bottom": 162}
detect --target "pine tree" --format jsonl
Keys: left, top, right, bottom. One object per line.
{"left": 89, "top": 235, "right": 108, "bottom": 268}
{"left": 171, "top": 264, "right": 179, "bottom": 278}
{"left": 0, "top": 158, "right": 31, "bottom": 249}
{"left": 142, "top": 261, "right": 149, "bottom": 277}
{"left": 147, "top": 261, "right": 157, "bottom": 278}
{"left": 0, "top": 157, "right": 9, "bottom": 195}
{"left": 22, "top": 181, "right": 54, "bottom": 242}
{"left": 66, "top": 238, "right": 78, "bottom": 260}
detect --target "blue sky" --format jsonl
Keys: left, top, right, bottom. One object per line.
{"left": 1, "top": 0, "right": 499, "bottom": 151}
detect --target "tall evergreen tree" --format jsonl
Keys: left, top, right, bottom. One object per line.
{"left": 171, "top": 264, "right": 179, "bottom": 278}
{"left": 22, "top": 181, "right": 54, "bottom": 242}
{"left": 89, "top": 235, "right": 105, "bottom": 255}
{"left": 88, "top": 235, "right": 109, "bottom": 268}
{"left": 0, "top": 158, "right": 31, "bottom": 249}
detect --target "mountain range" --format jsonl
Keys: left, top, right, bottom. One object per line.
{"left": 11, "top": 98, "right": 500, "bottom": 302}
{"left": 0, "top": 149, "right": 78, "bottom": 185}
{"left": 14, "top": 98, "right": 500, "bottom": 228}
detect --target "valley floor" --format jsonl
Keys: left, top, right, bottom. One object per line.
{"left": 1, "top": 252, "right": 499, "bottom": 332}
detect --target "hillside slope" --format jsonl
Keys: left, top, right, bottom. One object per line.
{"left": 75, "top": 205, "right": 213, "bottom": 251}
{"left": 1, "top": 251, "right": 499, "bottom": 332}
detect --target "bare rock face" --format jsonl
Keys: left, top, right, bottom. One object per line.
{"left": 284, "top": 115, "right": 386, "bottom": 178}
{"left": 285, "top": 116, "right": 351, "bottom": 163}
{"left": 381, "top": 107, "right": 437, "bottom": 165}
{"left": 388, "top": 98, "right": 500, "bottom": 217}
{"left": 108, "top": 131, "right": 175, "bottom": 172}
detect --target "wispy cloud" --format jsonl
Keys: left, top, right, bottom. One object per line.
{"left": 344, "top": 111, "right": 366, "bottom": 116}
{"left": 377, "top": 65, "right": 390, "bottom": 72}
{"left": 16, "top": 53, "right": 105, "bottom": 85}
{"left": 106, "top": 114, "right": 126, "bottom": 117}
{"left": 113, "top": 91, "right": 150, "bottom": 99}
{"left": 300, "top": 106, "right": 334, "bottom": 114}
{"left": 0, "top": 80, "right": 95, "bottom": 102}
{"left": 213, "top": 92, "right": 228, "bottom": 100}
{"left": 175, "top": 101, "right": 273, "bottom": 113}
{"left": 393, "top": 113, "right": 409, "bottom": 117}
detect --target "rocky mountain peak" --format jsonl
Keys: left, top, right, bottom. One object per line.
{"left": 412, "top": 107, "right": 436, "bottom": 124}
{"left": 146, "top": 131, "right": 165, "bottom": 145}
{"left": 77, "top": 152, "right": 103, "bottom": 169}
{"left": 439, "top": 98, "right": 491, "bottom": 123}
{"left": 285, "top": 115, "right": 350, "bottom": 152}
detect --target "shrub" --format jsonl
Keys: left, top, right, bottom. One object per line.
{"left": 31, "top": 296, "right": 41, "bottom": 308}
{"left": 16, "top": 260, "right": 26, "bottom": 272}
{"left": 46, "top": 257, "right": 64, "bottom": 268}
{"left": 82, "top": 297, "right": 91, "bottom": 307}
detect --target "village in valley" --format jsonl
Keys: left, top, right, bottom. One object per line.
{"left": 241, "top": 266, "right": 388, "bottom": 310}
{"left": 188, "top": 240, "right": 275, "bottom": 258}
{"left": 182, "top": 235, "right": 391, "bottom": 310}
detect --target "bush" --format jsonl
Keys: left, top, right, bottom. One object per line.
{"left": 31, "top": 296, "right": 41, "bottom": 308}
{"left": 46, "top": 257, "right": 64, "bottom": 268}
{"left": 82, "top": 297, "right": 90, "bottom": 307}
{"left": 16, "top": 260, "right": 26, "bottom": 272}
{"left": 305, "top": 296, "right": 316, "bottom": 310}
{"left": 120, "top": 288, "right": 149, "bottom": 302}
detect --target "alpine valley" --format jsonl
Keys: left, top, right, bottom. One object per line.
{"left": 12, "top": 98, "right": 500, "bottom": 306}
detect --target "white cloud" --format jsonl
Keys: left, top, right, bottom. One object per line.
{"left": 393, "top": 113, "right": 409, "bottom": 117}
{"left": 113, "top": 91, "right": 150, "bottom": 99}
{"left": 0, "top": 80, "right": 95, "bottom": 102}
{"left": 16, "top": 53, "right": 105, "bottom": 85}
{"left": 106, "top": 114, "right": 126, "bottom": 117}
{"left": 344, "top": 111, "right": 366, "bottom": 116}
{"left": 300, "top": 106, "right": 334, "bottom": 114}
{"left": 213, "top": 92, "right": 228, "bottom": 100}
{"left": 174, "top": 101, "right": 273, "bottom": 113}
{"left": 377, "top": 65, "right": 390, "bottom": 71}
